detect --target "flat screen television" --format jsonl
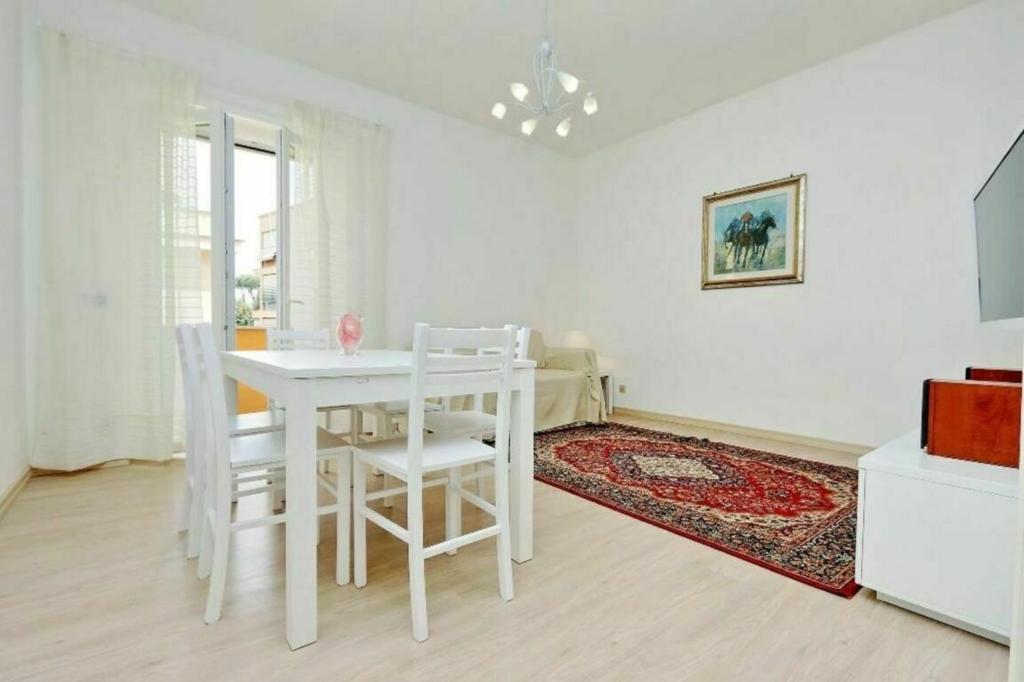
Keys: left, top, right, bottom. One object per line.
{"left": 976, "top": 128, "right": 1024, "bottom": 323}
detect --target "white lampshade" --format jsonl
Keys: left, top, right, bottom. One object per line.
{"left": 510, "top": 82, "right": 529, "bottom": 102}
{"left": 557, "top": 71, "right": 579, "bottom": 94}
{"left": 583, "top": 92, "right": 598, "bottom": 115}
{"left": 520, "top": 118, "right": 537, "bottom": 136}
{"left": 561, "top": 330, "right": 593, "bottom": 349}
{"left": 555, "top": 116, "right": 572, "bottom": 138}
{"left": 491, "top": 102, "right": 507, "bottom": 119}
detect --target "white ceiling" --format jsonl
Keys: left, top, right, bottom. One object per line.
{"left": 121, "top": 0, "right": 980, "bottom": 156}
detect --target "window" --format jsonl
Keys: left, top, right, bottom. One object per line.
{"left": 261, "top": 272, "right": 277, "bottom": 310}
{"left": 261, "top": 229, "right": 277, "bottom": 258}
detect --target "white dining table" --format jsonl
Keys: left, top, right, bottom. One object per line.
{"left": 220, "top": 349, "right": 536, "bottom": 650}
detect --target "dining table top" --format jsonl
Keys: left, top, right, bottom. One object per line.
{"left": 221, "top": 348, "right": 536, "bottom": 379}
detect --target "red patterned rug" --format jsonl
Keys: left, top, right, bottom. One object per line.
{"left": 535, "top": 423, "right": 859, "bottom": 597}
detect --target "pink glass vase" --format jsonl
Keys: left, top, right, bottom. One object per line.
{"left": 336, "top": 313, "right": 364, "bottom": 355}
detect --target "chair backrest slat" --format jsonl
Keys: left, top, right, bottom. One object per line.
{"left": 424, "top": 370, "right": 505, "bottom": 393}
{"left": 423, "top": 327, "right": 511, "bottom": 353}
{"left": 426, "top": 353, "right": 508, "bottom": 373}
{"left": 266, "top": 328, "right": 331, "bottom": 351}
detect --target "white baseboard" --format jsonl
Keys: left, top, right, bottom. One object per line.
{"left": 0, "top": 467, "right": 32, "bottom": 521}
{"left": 613, "top": 407, "right": 871, "bottom": 456}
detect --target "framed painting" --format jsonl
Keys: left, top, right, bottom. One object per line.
{"left": 701, "top": 174, "right": 806, "bottom": 289}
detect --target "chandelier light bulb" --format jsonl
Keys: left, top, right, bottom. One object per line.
{"left": 510, "top": 82, "right": 529, "bottom": 102}
{"left": 557, "top": 71, "right": 579, "bottom": 94}
{"left": 583, "top": 92, "right": 598, "bottom": 116}
{"left": 556, "top": 117, "right": 572, "bottom": 138}
{"left": 520, "top": 118, "right": 538, "bottom": 136}
{"left": 491, "top": 102, "right": 507, "bottom": 119}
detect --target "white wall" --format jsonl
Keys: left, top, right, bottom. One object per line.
{"left": 574, "top": 0, "right": 1024, "bottom": 447}
{"left": 18, "top": 0, "right": 1023, "bottom": 457}
{"left": 25, "top": 0, "right": 579, "bottom": 354}
{"left": 1, "top": 0, "right": 29, "bottom": 500}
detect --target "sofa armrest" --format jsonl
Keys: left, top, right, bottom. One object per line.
{"left": 543, "top": 347, "right": 597, "bottom": 372}
{"left": 542, "top": 346, "right": 607, "bottom": 423}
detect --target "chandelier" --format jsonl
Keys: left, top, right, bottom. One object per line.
{"left": 490, "top": 1, "right": 597, "bottom": 139}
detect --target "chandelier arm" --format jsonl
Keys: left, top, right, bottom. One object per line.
{"left": 550, "top": 87, "right": 569, "bottom": 110}
{"left": 532, "top": 48, "right": 543, "bottom": 99}
{"left": 546, "top": 51, "right": 558, "bottom": 110}
{"left": 514, "top": 100, "right": 543, "bottom": 116}
{"left": 536, "top": 50, "right": 551, "bottom": 111}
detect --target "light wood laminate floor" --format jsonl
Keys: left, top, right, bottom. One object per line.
{"left": 0, "top": 415, "right": 1009, "bottom": 681}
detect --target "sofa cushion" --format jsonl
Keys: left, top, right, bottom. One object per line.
{"left": 535, "top": 368, "right": 582, "bottom": 388}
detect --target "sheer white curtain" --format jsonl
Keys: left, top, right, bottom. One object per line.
{"left": 34, "top": 29, "right": 201, "bottom": 470}
{"left": 289, "top": 102, "right": 389, "bottom": 346}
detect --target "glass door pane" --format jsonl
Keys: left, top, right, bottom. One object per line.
{"left": 192, "top": 113, "right": 214, "bottom": 324}
{"left": 231, "top": 116, "right": 280, "bottom": 413}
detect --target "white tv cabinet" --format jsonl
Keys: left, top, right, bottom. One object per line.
{"left": 856, "top": 430, "right": 1017, "bottom": 644}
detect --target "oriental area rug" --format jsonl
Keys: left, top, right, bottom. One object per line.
{"left": 534, "top": 422, "right": 859, "bottom": 597}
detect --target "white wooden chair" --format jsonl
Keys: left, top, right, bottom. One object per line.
{"left": 423, "top": 326, "right": 530, "bottom": 439}
{"left": 352, "top": 323, "right": 517, "bottom": 642}
{"left": 190, "top": 323, "right": 353, "bottom": 624}
{"left": 265, "top": 328, "right": 350, "bottom": 432}
{"left": 176, "top": 324, "right": 287, "bottom": 558}
{"left": 354, "top": 400, "right": 443, "bottom": 440}
{"left": 179, "top": 327, "right": 286, "bottom": 436}
{"left": 423, "top": 327, "right": 531, "bottom": 496}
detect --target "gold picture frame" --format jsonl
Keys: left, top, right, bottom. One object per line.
{"left": 701, "top": 174, "right": 806, "bottom": 289}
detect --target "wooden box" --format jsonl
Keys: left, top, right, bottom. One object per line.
{"left": 965, "top": 367, "right": 1023, "bottom": 383}
{"left": 921, "top": 379, "right": 1021, "bottom": 468}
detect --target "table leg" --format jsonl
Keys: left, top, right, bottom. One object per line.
{"left": 285, "top": 383, "right": 318, "bottom": 650}
{"left": 509, "top": 368, "right": 535, "bottom": 563}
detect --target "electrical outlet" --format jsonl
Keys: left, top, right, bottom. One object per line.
{"left": 618, "top": 384, "right": 627, "bottom": 394}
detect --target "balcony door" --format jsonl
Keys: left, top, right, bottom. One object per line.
{"left": 200, "top": 109, "right": 293, "bottom": 411}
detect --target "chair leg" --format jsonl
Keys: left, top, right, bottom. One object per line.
{"left": 407, "top": 476, "right": 429, "bottom": 642}
{"left": 271, "top": 471, "right": 285, "bottom": 511}
{"left": 336, "top": 450, "right": 352, "bottom": 586}
{"left": 353, "top": 456, "right": 368, "bottom": 588}
{"left": 383, "top": 415, "right": 394, "bottom": 508}
{"left": 475, "top": 462, "right": 485, "bottom": 498}
{"left": 348, "top": 405, "right": 360, "bottom": 444}
{"left": 493, "top": 455, "right": 514, "bottom": 603}
{"left": 197, "top": 513, "right": 214, "bottom": 579}
{"left": 177, "top": 478, "right": 192, "bottom": 533}
{"left": 204, "top": 513, "right": 231, "bottom": 624}
{"left": 321, "top": 411, "right": 334, "bottom": 475}
{"left": 351, "top": 408, "right": 362, "bottom": 446}
{"left": 445, "top": 466, "right": 462, "bottom": 556}
{"left": 186, "top": 479, "right": 205, "bottom": 559}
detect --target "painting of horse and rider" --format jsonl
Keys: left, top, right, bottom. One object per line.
{"left": 701, "top": 174, "right": 806, "bottom": 289}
